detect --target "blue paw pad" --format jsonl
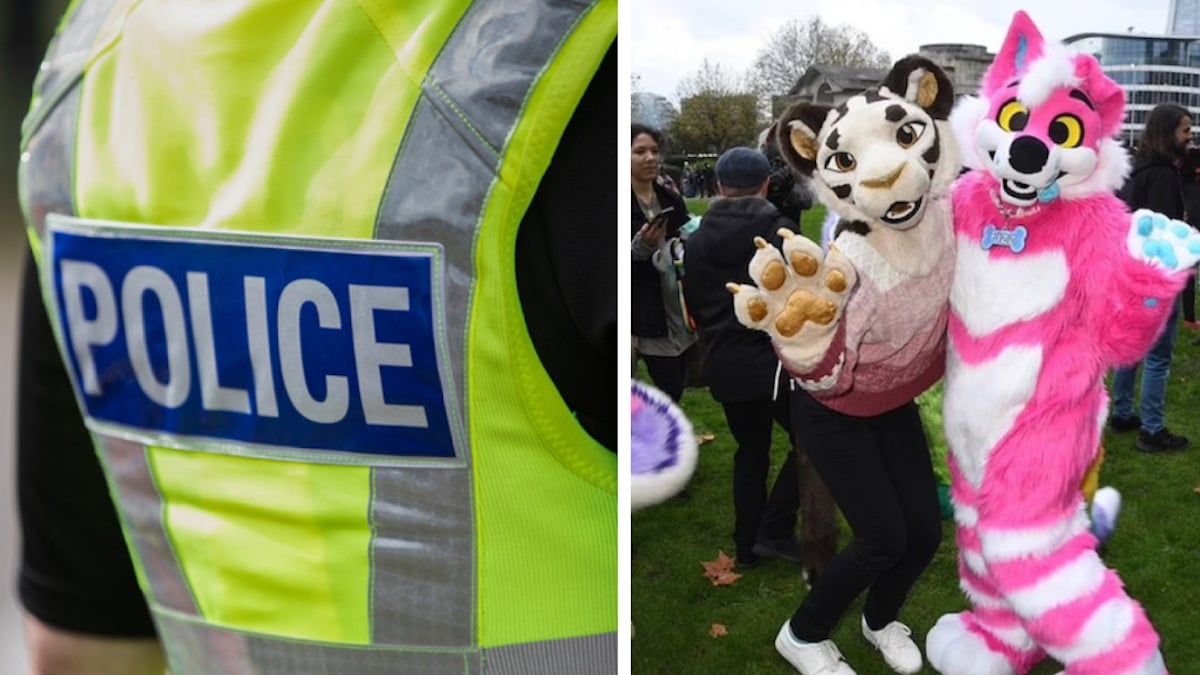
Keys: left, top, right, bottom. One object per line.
{"left": 1143, "top": 239, "right": 1179, "bottom": 269}
{"left": 1189, "top": 239, "right": 1200, "bottom": 255}
{"left": 1154, "top": 215, "right": 1169, "bottom": 230}
{"left": 1137, "top": 215, "right": 1154, "bottom": 236}
{"left": 1172, "top": 223, "right": 1192, "bottom": 239}
{"left": 1145, "top": 298, "right": 1159, "bottom": 308}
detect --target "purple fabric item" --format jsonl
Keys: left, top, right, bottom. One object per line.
{"left": 631, "top": 381, "right": 685, "bottom": 474}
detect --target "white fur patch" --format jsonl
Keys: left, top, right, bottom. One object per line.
{"left": 962, "top": 548, "right": 988, "bottom": 577}
{"left": 1060, "top": 138, "right": 1131, "bottom": 199}
{"left": 978, "top": 506, "right": 1089, "bottom": 562}
{"left": 1018, "top": 42, "right": 1080, "bottom": 108}
{"left": 944, "top": 342, "right": 1042, "bottom": 489}
{"left": 982, "top": 621, "right": 1038, "bottom": 653}
{"left": 835, "top": 230, "right": 907, "bottom": 292}
{"left": 951, "top": 235, "right": 1069, "bottom": 337}
{"left": 949, "top": 96, "right": 990, "bottom": 170}
{"left": 954, "top": 504, "right": 978, "bottom": 528}
{"left": 1045, "top": 597, "right": 1133, "bottom": 664}
{"left": 1006, "top": 551, "right": 1107, "bottom": 619}
{"left": 960, "top": 576, "right": 1007, "bottom": 609}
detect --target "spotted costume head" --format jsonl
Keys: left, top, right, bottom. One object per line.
{"left": 950, "top": 10, "right": 1128, "bottom": 207}
{"left": 777, "top": 56, "right": 959, "bottom": 235}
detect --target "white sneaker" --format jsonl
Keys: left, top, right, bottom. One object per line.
{"left": 774, "top": 622, "right": 856, "bottom": 675}
{"left": 861, "top": 616, "right": 922, "bottom": 674}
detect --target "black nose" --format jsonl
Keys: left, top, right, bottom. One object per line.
{"left": 1009, "top": 136, "right": 1049, "bottom": 174}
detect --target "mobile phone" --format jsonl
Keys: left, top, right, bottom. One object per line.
{"left": 651, "top": 206, "right": 675, "bottom": 224}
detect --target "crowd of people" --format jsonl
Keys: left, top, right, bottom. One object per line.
{"left": 631, "top": 87, "right": 1200, "bottom": 673}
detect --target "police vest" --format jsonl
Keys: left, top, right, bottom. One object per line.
{"left": 20, "top": 1, "right": 616, "bottom": 673}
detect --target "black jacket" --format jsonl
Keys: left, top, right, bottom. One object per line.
{"left": 631, "top": 182, "right": 690, "bottom": 337}
{"left": 682, "top": 197, "right": 788, "bottom": 403}
{"left": 1123, "top": 154, "right": 1184, "bottom": 219}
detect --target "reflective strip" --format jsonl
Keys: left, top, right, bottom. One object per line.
{"left": 371, "top": 466, "right": 474, "bottom": 647}
{"left": 483, "top": 633, "right": 616, "bottom": 675}
{"left": 375, "top": 0, "right": 596, "bottom": 411}
{"left": 20, "top": 0, "right": 119, "bottom": 237}
{"left": 95, "top": 436, "right": 199, "bottom": 615}
{"left": 154, "top": 610, "right": 482, "bottom": 675}
{"left": 427, "top": 0, "right": 591, "bottom": 152}
{"left": 154, "top": 610, "right": 613, "bottom": 675}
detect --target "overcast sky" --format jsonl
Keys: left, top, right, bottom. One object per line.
{"left": 627, "top": 1, "right": 1173, "bottom": 105}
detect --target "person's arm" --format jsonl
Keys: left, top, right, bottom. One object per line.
{"left": 1142, "top": 167, "right": 1186, "bottom": 220}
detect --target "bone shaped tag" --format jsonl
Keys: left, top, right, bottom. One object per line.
{"left": 981, "top": 224, "right": 1027, "bottom": 253}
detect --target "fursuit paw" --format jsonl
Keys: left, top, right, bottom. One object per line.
{"left": 727, "top": 228, "right": 856, "bottom": 377}
{"left": 1128, "top": 209, "right": 1200, "bottom": 273}
{"left": 926, "top": 613, "right": 1017, "bottom": 675}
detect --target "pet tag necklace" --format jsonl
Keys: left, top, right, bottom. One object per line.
{"left": 982, "top": 195, "right": 1039, "bottom": 254}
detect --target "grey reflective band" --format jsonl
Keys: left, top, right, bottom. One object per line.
{"left": 370, "top": 465, "right": 474, "bottom": 647}
{"left": 20, "top": 0, "right": 118, "bottom": 233}
{"left": 376, "top": 0, "right": 596, "bottom": 417}
{"left": 97, "top": 436, "right": 200, "bottom": 615}
{"left": 155, "top": 611, "right": 614, "bottom": 675}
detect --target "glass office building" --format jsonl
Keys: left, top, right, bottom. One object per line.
{"left": 1064, "top": 33, "right": 1200, "bottom": 146}
{"left": 1170, "top": 0, "right": 1200, "bottom": 35}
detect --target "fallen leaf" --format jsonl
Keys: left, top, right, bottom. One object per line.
{"left": 1194, "top": 486, "right": 1200, "bottom": 495}
{"left": 698, "top": 432, "right": 717, "bottom": 445}
{"left": 709, "top": 623, "right": 728, "bottom": 638}
{"left": 701, "top": 550, "right": 743, "bottom": 586}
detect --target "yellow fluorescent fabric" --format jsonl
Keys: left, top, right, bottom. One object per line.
{"left": 149, "top": 446, "right": 372, "bottom": 642}
{"left": 472, "top": 0, "right": 617, "bottom": 647}
{"left": 76, "top": 0, "right": 431, "bottom": 235}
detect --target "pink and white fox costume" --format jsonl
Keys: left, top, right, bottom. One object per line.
{"left": 926, "top": 12, "right": 1197, "bottom": 675}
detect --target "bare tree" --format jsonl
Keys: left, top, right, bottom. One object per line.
{"left": 748, "top": 16, "right": 891, "bottom": 99}
{"left": 671, "top": 60, "right": 761, "bottom": 155}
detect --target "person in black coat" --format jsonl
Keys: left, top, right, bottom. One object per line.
{"left": 1111, "top": 103, "right": 1193, "bottom": 452}
{"left": 683, "top": 147, "right": 836, "bottom": 574}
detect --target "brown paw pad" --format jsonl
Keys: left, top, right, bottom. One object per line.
{"left": 761, "top": 260, "right": 787, "bottom": 291}
{"left": 774, "top": 290, "right": 837, "bottom": 337}
{"left": 825, "top": 270, "right": 847, "bottom": 293}
{"left": 747, "top": 297, "right": 768, "bottom": 322}
{"left": 790, "top": 252, "right": 819, "bottom": 277}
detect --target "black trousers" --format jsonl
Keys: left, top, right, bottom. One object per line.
{"left": 788, "top": 390, "right": 942, "bottom": 642}
{"left": 721, "top": 393, "right": 799, "bottom": 556}
{"left": 641, "top": 352, "right": 689, "bottom": 402}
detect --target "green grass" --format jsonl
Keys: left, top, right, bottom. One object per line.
{"left": 632, "top": 263, "right": 1200, "bottom": 673}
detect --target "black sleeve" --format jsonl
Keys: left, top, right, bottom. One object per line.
{"left": 514, "top": 42, "right": 615, "bottom": 452}
{"left": 1140, "top": 167, "right": 1186, "bottom": 220}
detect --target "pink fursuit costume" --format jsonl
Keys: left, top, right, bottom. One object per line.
{"left": 925, "top": 12, "right": 1197, "bottom": 675}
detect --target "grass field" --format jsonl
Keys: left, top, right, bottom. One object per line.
{"left": 634, "top": 199, "right": 1200, "bottom": 674}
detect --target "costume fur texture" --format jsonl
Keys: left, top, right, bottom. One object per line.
{"left": 630, "top": 381, "right": 697, "bottom": 511}
{"left": 731, "top": 56, "right": 958, "bottom": 417}
{"left": 926, "top": 12, "right": 1194, "bottom": 675}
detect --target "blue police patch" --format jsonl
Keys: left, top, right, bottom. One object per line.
{"left": 47, "top": 217, "right": 459, "bottom": 459}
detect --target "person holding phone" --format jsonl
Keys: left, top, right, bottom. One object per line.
{"left": 631, "top": 124, "right": 695, "bottom": 401}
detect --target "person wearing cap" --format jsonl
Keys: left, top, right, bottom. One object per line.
{"left": 683, "top": 147, "right": 831, "bottom": 571}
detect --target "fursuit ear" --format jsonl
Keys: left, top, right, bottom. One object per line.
{"left": 879, "top": 55, "right": 955, "bottom": 120}
{"left": 776, "top": 103, "right": 832, "bottom": 177}
{"left": 982, "top": 10, "right": 1047, "bottom": 95}
{"left": 1074, "top": 55, "right": 1126, "bottom": 138}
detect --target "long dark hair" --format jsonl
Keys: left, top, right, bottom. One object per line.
{"left": 631, "top": 123, "right": 664, "bottom": 148}
{"left": 1136, "top": 103, "right": 1190, "bottom": 164}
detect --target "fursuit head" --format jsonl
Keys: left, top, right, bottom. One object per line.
{"left": 926, "top": 11, "right": 1198, "bottom": 675}
{"left": 728, "top": 56, "right": 957, "bottom": 393}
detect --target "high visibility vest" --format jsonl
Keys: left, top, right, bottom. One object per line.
{"left": 20, "top": 1, "right": 616, "bottom": 673}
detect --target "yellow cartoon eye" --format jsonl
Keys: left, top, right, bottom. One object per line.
{"left": 1050, "top": 114, "right": 1083, "bottom": 148}
{"left": 997, "top": 99, "right": 1029, "bottom": 132}
{"left": 825, "top": 151, "right": 856, "bottom": 173}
